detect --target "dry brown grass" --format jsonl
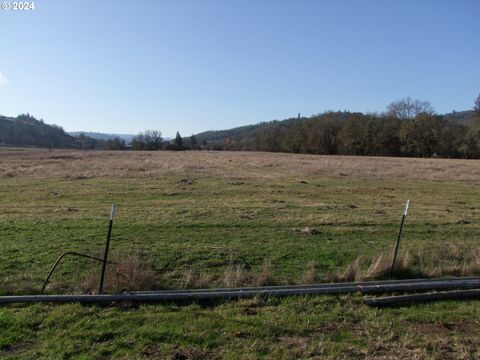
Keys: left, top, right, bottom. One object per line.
{"left": 181, "top": 269, "right": 214, "bottom": 289}
{"left": 222, "top": 264, "right": 251, "bottom": 288}
{"left": 256, "top": 260, "right": 278, "bottom": 286}
{"left": 78, "top": 253, "right": 158, "bottom": 293}
{"left": 60, "top": 243, "right": 480, "bottom": 293}
{"left": 1, "top": 148, "right": 480, "bottom": 182}
{"left": 179, "top": 261, "right": 276, "bottom": 289}
{"left": 43, "top": 244, "right": 480, "bottom": 294}
{"left": 301, "top": 261, "right": 320, "bottom": 283}
{"left": 334, "top": 243, "right": 480, "bottom": 282}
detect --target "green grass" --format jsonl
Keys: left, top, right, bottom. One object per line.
{"left": 1, "top": 151, "right": 480, "bottom": 358}
{"left": 1, "top": 296, "right": 479, "bottom": 359}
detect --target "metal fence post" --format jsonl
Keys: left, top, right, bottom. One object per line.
{"left": 99, "top": 202, "right": 116, "bottom": 294}
{"left": 390, "top": 200, "right": 409, "bottom": 277}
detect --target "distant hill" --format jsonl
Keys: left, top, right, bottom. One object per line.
{"left": 443, "top": 110, "right": 476, "bottom": 124}
{"left": 0, "top": 114, "right": 106, "bottom": 149}
{"left": 195, "top": 116, "right": 308, "bottom": 143}
{"left": 194, "top": 112, "right": 363, "bottom": 147}
{"left": 0, "top": 114, "right": 78, "bottom": 148}
{"left": 69, "top": 131, "right": 135, "bottom": 143}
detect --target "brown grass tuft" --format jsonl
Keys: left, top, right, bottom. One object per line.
{"left": 339, "top": 244, "right": 480, "bottom": 282}
{"left": 256, "top": 260, "right": 277, "bottom": 286}
{"left": 79, "top": 253, "right": 157, "bottom": 293}
{"left": 301, "top": 261, "right": 320, "bottom": 284}
{"left": 181, "top": 270, "right": 213, "bottom": 289}
{"left": 340, "top": 257, "right": 362, "bottom": 282}
{"left": 222, "top": 264, "right": 251, "bottom": 288}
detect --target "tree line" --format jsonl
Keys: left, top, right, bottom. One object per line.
{"left": 100, "top": 95, "right": 480, "bottom": 158}
{"left": 198, "top": 96, "right": 480, "bottom": 159}
{"left": 2, "top": 95, "right": 480, "bottom": 158}
{"left": 130, "top": 130, "right": 202, "bottom": 151}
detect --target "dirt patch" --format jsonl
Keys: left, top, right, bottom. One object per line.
{"left": 278, "top": 336, "right": 308, "bottom": 349}
{"left": 170, "top": 347, "right": 217, "bottom": 360}
{"left": 313, "top": 322, "right": 339, "bottom": 334}
{"left": 177, "top": 178, "right": 194, "bottom": 185}
{"left": 0, "top": 340, "right": 36, "bottom": 357}
{"left": 295, "top": 227, "right": 320, "bottom": 235}
{"left": 142, "top": 343, "right": 220, "bottom": 359}
{"left": 54, "top": 207, "right": 79, "bottom": 213}
{"left": 416, "top": 321, "right": 473, "bottom": 335}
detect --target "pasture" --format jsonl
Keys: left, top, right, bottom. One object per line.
{"left": 0, "top": 148, "right": 479, "bottom": 359}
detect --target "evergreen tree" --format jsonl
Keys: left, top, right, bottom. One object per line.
{"left": 175, "top": 131, "right": 183, "bottom": 149}
{"left": 190, "top": 134, "right": 199, "bottom": 150}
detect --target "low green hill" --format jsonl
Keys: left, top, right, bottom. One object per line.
{"left": 0, "top": 114, "right": 77, "bottom": 148}
{"left": 0, "top": 114, "right": 106, "bottom": 149}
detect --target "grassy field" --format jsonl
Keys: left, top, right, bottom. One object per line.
{"left": 0, "top": 148, "right": 479, "bottom": 359}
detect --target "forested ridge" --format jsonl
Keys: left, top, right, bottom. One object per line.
{"left": 2, "top": 96, "right": 480, "bottom": 158}
{"left": 0, "top": 114, "right": 125, "bottom": 150}
{"left": 198, "top": 110, "right": 479, "bottom": 158}
{"left": 0, "top": 114, "right": 77, "bottom": 148}
{"left": 195, "top": 97, "right": 480, "bottom": 159}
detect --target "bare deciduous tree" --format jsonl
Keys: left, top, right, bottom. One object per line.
{"left": 474, "top": 94, "right": 480, "bottom": 113}
{"left": 131, "top": 130, "right": 163, "bottom": 150}
{"left": 144, "top": 130, "right": 163, "bottom": 150}
{"left": 387, "top": 97, "right": 435, "bottom": 120}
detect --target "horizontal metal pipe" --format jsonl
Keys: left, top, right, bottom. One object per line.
{"left": 359, "top": 279, "right": 480, "bottom": 294}
{"left": 127, "top": 277, "right": 479, "bottom": 295}
{"left": 1, "top": 277, "right": 479, "bottom": 305}
{"left": 0, "top": 286, "right": 357, "bottom": 304}
{"left": 365, "top": 289, "right": 480, "bottom": 307}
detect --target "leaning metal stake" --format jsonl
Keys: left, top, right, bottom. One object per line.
{"left": 98, "top": 202, "right": 116, "bottom": 294}
{"left": 390, "top": 200, "right": 410, "bottom": 277}
{"left": 41, "top": 252, "right": 115, "bottom": 293}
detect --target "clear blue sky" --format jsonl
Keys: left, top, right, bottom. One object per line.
{"left": 0, "top": 0, "right": 478, "bottom": 137}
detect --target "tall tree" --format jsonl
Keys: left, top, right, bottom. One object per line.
{"left": 190, "top": 134, "right": 199, "bottom": 150}
{"left": 400, "top": 114, "right": 442, "bottom": 157}
{"left": 175, "top": 131, "right": 184, "bottom": 149}
{"left": 131, "top": 133, "right": 146, "bottom": 150}
{"left": 387, "top": 97, "right": 435, "bottom": 120}
{"left": 339, "top": 115, "right": 370, "bottom": 155}
{"left": 463, "top": 95, "right": 480, "bottom": 157}
{"left": 144, "top": 130, "right": 163, "bottom": 150}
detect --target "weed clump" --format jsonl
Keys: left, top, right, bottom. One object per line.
{"left": 223, "top": 264, "right": 250, "bottom": 288}
{"left": 78, "top": 252, "right": 158, "bottom": 294}
{"left": 335, "top": 244, "right": 480, "bottom": 282}
{"left": 301, "top": 261, "right": 320, "bottom": 284}
{"left": 256, "top": 261, "right": 277, "bottom": 286}
{"left": 181, "top": 270, "right": 213, "bottom": 289}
